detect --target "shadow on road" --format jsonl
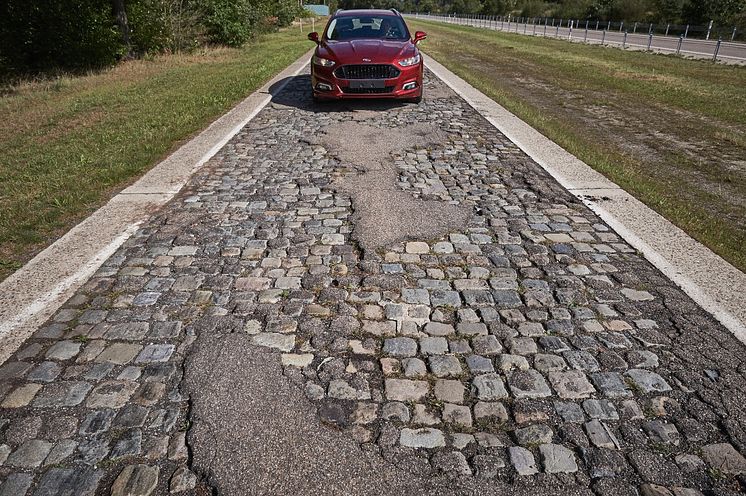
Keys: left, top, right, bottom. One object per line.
{"left": 269, "top": 75, "right": 412, "bottom": 113}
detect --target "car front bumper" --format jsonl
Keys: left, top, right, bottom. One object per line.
{"left": 311, "top": 63, "right": 423, "bottom": 100}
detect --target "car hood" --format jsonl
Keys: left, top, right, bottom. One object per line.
{"left": 319, "top": 39, "right": 415, "bottom": 64}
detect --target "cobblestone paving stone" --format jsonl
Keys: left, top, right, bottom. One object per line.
{"left": 1, "top": 69, "right": 746, "bottom": 495}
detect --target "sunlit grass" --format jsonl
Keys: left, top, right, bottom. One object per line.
{"left": 0, "top": 28, "right": 312, "bottom": 281}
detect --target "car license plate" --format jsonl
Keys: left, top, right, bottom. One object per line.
{"left": 349, "top": 80, "right": 386, "bottom": 89}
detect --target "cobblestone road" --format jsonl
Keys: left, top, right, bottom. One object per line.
{"left": 1, "top": 68, "right": 746, "bottom": 496}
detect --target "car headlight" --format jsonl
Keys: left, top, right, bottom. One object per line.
{"left": 312, "top": 55, "right": 335, "bottom": 67}
{"left": 398, "top": 54, "right": 421, "bottom": 67}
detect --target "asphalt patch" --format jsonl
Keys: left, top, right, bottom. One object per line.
{"left": 322, "top": 121, "right": 471, "bottom": 253}
{"left": 183, "top": 333, "right": 593, "bottom": 495}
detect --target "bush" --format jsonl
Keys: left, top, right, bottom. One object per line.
{"left": 553, "top": 0, "right": 597, "bottom": 18}
{"left": 520, "top": 0, "right": 550, "bottom": 16}
{"left": 0, "top": 0, "right": 307, "bottom": 79}
{"left": 195, "top": 0, "right": 266, "bottom": 46}
{"left": 0, "top": 0, "right": 122, "bottom": 77}
{"left": 128, "top": 0, "right": 203, "bottom": 53}
{"left": 482, "top": 0, "right": 518, "bottom": 16}
{"left": 273, "top": 0, "right": 305, "bottom": 27}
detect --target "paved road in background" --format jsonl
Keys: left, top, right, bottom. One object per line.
{"left": 1, "top": 69, "right": 746, "bottom": 495}
{"left": 411, "top": 14, "right": 746, "bottom": 64}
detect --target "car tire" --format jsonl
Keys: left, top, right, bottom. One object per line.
{"left": 408, "top": 90, "right": 423, "bottom": 104}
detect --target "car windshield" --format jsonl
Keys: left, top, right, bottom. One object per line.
{"left": 326, "top": 16, "right": 409, "bottom": 41}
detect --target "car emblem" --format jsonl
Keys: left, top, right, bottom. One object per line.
{"left": 362, "top": 58, "right": 371, "bottom": 62}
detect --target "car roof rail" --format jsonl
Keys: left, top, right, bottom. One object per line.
{"left": 390, "top": 8, "right": 400, "bottom": 16}
{"left": 334, "top": 9, "right": 343, "bottom": 15}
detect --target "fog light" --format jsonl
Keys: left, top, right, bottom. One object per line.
{"left": 316, "top": 83, "right": 333, "bottom": 91}
{"left": 402, "top": 81, "right": 417, "bottom": 90}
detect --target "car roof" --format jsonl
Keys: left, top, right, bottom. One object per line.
{"left": 334, "top": 9, "right": 400, "bottom": 18}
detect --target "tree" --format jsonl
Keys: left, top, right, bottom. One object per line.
{"left": 654, "top": 0, "right": 685, "bottom": 22}
{"left": 554, "top": 0, "right": 596, "bottom": 19}
{"left": 683, "top": 0, "right": 746, "bottom": 25}
{"left": 112, "top": 0, "right": 131, "bottom": 53}
{"left": 609, "top": 0, "right": 655, "bottom": 21}
{"left": 481, "top": 0, "right": 515, "bottom": 15}
{"left": 417, "top": 0, "right": 438, "bottom": 13}
{"left": 0, "top": 0, "right": 121, "bottom": 76}
{"left": 519, "top": 0, "right": 549, "bottom": 17}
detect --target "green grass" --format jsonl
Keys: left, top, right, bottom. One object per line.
{"left": 410, "top": 19, "right": 746, "bottom": 272}
{"left": 0, "top": 27, "right": 313, "bottom": 281}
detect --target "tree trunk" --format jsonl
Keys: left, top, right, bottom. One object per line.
{"left": 112, "top": 0, "right": 131, "bottom": 54}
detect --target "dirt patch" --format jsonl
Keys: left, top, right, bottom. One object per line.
{"left": 495, "top": 65, "right": 746, "bottom": 225}
{"left": 321, "top": 121, "right": 471, "bottom": 252}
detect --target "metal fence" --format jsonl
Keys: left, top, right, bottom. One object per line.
{"left": 408, "top": 13, "right": 746, "bottom": 64}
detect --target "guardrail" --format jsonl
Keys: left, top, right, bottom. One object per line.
{"left": 408, "top": 13, "right": 746, "bottom": 64}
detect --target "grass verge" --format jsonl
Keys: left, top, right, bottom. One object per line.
{"left": 410, "top": 19, "right": 746, "bottom": 273}
{"left": 0, "top": 27, "right": 313, "bottom": 282}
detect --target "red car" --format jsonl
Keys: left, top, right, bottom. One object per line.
{"left": 307, "top": 9, "right": 427, "bottom": 103}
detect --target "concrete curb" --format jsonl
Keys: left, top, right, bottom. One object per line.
{"left": 0, "top": 48, "right": 314, "bottom": 365}
{"left": 423, "top": 53, "right": 746, "bottom": 344}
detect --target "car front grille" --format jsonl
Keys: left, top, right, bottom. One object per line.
{"left": 334, "top": 64, "right": 400, "bottom": 80}
{"left": 341, "top": 86, "right": 396, "bottom": 94}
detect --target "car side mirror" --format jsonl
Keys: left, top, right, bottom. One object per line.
{"left": 413, "top": 31, "right": 427, "bottom": 44}
{"left": 308, "top": 32, "right": 320, "bottom": 44}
